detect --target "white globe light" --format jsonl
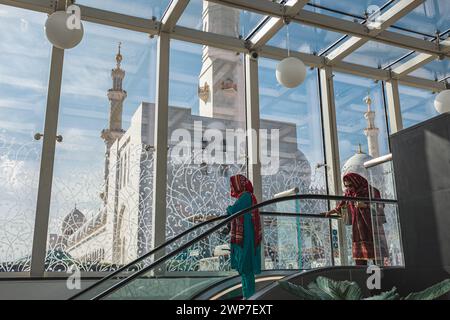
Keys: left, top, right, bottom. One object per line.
{"left": 45, "top": 11, "right": 84, "bottom": 49}
{"left": 276, "top": 57, "right": 307, "bottom": 88}
{"left": 434, "top": 89, "right": 450, "bottom": 114}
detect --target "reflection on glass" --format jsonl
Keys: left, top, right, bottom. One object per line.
{"left": 258, "top": 58, "right": 331, "bottom": 269}
{"left": 409, "top": 58, "right": 449, "bottom": 81}
{"left": 393, "top": 0, "right": 449, "bottom": 37}
{"left": 102, "top": 212, "right": 336, "bottom": 299}
{"left": 306, "top": 0, "right": 389, "bottom": 22}
{"left": 178, "top": 0, "right": 265, "bottom": 38}
{"left": 77, "top": 0, "right": 168, "bottom": 19}
{"left": 259, "top": 59, "right": 326, "bottom": 199}
{"left": 398, "top": 84, "right": 438, "bottom": 129}
{"left": 366, "top": 162, "right": 403, "bottom": 267}
{"left": 334, "top": 72, "right": 390, "bottom": 166}
{"left": 46, "top": 22, "right": 157, "bottom": 272}
{"left": 334, "top": 73, "right": 394, "bottom": 267}
{"left": 267, "top": 23, "right": 344, "bottom": 55}
{"left": 0, "top": 6, "right": 51, "bottom": 272}
{"left": 343, "top": 41, "right": 411, "bottom": 69}
{"left": 167, "top": 39, "right": 247, "bottom": 265}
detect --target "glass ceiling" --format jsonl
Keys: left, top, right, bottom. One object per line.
{"left": 1, "top": 0, "right": 447, "bottom": 87}
{"left": 267, "top": 23, "right": 344, "bottom": 55}
{"left": 343, "top": 41, "right": 412, "bottom": 69}
{"left": 305, "top": 0, "right": 395, "bottom": 23}
{"left": 409, "top": 58, "right": 450, "bottom": 81}
{"left": 77, "top": 0, "right": 169, "bottom": 19}
{"left": 75, "top": 0, "right": 449, "bottom": 82}
{"left": 393, "top": 0, "right": 449, "bottom": 37}
{"left": 178, "top": 0, "right": 266, "bottom": 38}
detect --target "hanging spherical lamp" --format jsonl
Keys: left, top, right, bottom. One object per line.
{"left": 45, "top": 11, "right": 84, "bottom": 49}
{"left": 434, "top": 89, "right": 450, "bottom": 114}
{"left": 276, "top": 56, "right": 307, "bottom": 88}
{"left": 275, "top": 18, "right": 306, "bottom": 89}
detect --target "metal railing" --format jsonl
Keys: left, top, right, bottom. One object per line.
{"left": 70, "top": 193, "right": 397, "bottom": 300}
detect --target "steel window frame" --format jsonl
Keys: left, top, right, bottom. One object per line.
{"left": 0, "top": 0, "right": 446, "bottom": 277}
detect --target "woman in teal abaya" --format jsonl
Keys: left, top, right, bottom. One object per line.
{"left": 226, "top": 174, "right": 262, "bottom": 299}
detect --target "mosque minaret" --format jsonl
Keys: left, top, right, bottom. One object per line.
{"left": 198, "top": 2, "right": 244, "bottom": 122}
{"left": 363, "top": 92, "right": 380, "bottom": 158}
{"left": 100, "top": 43, "right": 127, "bottom": 203}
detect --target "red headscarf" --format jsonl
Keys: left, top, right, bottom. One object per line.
{"left": 229, "top": 174, "right": 262, "bottom": 249}
{"left": 341, "top": 172, "right": 382, "bottom": 219}
{"left": 342, "top": 173, "right": 381, "bottom": 199}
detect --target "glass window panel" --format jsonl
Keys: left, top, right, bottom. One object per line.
{"left": 398, "top": 84, "right": 439, "bottom": 128}
{"left": 178, "top": 0, "right": 265, "bottom": 38}
{"left": 0, "top": 5, "right": 51, "bottom": 272}
{"left": 46, "top": 21, "right": 157, "bottom": 272}
{"left": 334, "top": 73, "right": 396, "bottom": 268}
{"left": 409, "top": 57, "right": 450, "bottom": 81}
{"left": 258, "top": 58, "right": 327, "bottom": 198}
{"left": 267, "top": 23, "right": 345, "bottom": 55}
{"left": 77, "top": 0, "right": 168, "bottom": 19}
{"left": 343, "top": 41, "right": 412, "bottom": 69}
{"left": 334, "top": 73, "right": 390, "bottom": 165}
{"left": 258, "top": 58, "right": 331, "bottom": 270}
{"left": 393, "top": 0, "right": 450, "bottom": 37}
{"left": 306, "top": 0, "right": 390, "bottom": 22}
{"left": 167, "top": 40, "right": 247, "bottom": 272}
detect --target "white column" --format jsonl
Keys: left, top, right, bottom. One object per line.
{"left": 319, "top": 67, "right": 341, "bottom": 194}
{"left": 385, "top": 79, "right": 404, "bottom": 133}
{"left": 245, "top": 53, "right": 262, "bottom": 201}
{"left": 319, "top": 66, "right": 348, "bottom": 266}
{"left": 151, "top": 32, "right": 170, "bottom": 256}
{"left": 31, "top": 46, "right": 65, "bottom": 277}
{"left": 244, "top": 52, "right": 265, "bottom": 265}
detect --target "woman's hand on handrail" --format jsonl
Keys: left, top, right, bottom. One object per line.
{"left": 355, "top": 201, "right": 368, "bottom": 209}
{"left": 321, "top": 209, "right": 339, "bottom": 218}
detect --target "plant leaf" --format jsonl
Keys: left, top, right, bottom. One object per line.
{"left": 364, "top": 287, "right": 400, "bottom": 300}
{"left": 403, "top": 279, "right": 450, "bottom": 300}
{"left": 307, "top": 276, "right": 363, "bottom": 300}
{"left": 278, "top": 280, "right": 320, "bottom": 300}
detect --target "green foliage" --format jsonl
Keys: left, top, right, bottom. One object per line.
{"left": 364, "top": 287, "right": 400, "bottom": 300}
{"left": 278, "top": 280, "right": 319, "bottom": 300}
{"left": 308, "top": 277, "right": 363, "bottom": 300}
{"left": 278, "top": 276, "right": 363, "bottom": 300}
{"left": 278, "top": 276, "right": 450, "bottom": 300}
{"left": 403, "top": 279, "right": 450, "bottom": 300}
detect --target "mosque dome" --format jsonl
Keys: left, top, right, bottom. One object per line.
{"left": 341, "top": 148, "right": 373, "bottom": 182}
{"left": 341, "top": 147, "right": 384, "bottom": 191}
{"left": 61, "top": 206, "right": 86, "bottom": 237}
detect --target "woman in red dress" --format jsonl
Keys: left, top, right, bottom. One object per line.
{"left": 324, "top": 173, "right": 389, "bottom": 266}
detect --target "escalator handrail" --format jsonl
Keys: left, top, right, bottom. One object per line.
{"left": 70, "top": 194, "right": 397, "bottom": 300}
{"left": 69, "top": 216, "right": 225, "bottom": 299}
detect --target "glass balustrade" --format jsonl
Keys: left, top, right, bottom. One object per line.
{"left": 366, "top": 159, "right": 404, "bottom": 267}
{"left": 71, "top": 194, "right": 400, "bottom": 300}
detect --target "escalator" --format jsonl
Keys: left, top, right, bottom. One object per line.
{"left": 192, "top": 271, "right": 295, "bottom": 300}
{"left": 69, "top": 194, "right": 399, "bottom": 300}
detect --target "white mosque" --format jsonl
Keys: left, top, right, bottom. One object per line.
{"left": 49, "top": 2, "right": 384, "bottom": 271}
